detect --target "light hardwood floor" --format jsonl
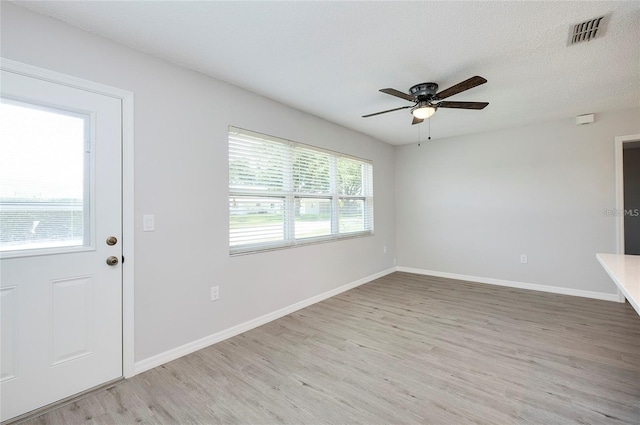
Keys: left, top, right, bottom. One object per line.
{"left": 22, "top": 272, "right": 640, "bottom": 424}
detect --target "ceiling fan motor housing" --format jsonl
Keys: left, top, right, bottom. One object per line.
{"left": 410, "top": 83, "right": 438, "bottom": 99}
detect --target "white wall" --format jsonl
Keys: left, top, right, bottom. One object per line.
{"left": 396, "top": 108, "right": 640, "bottom": 295}
{"left": 1, "top": 3, "right": 396, "bottom": 362}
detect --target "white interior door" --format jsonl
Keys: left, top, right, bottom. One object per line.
{"left": 0, "top": 70, "right": 123, "bottom": 422}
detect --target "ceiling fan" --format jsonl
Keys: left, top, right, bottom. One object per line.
{"left": 363, "top": 76, "right": 489, "bottom": 125}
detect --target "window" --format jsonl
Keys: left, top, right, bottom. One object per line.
{"left": 229, "top": 127, "right": 373, "bottom": 254}
{"left": 0, "top": 99, "right": 90, "bottom": 253}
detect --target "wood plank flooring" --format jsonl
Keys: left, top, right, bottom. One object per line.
{"left": 22, "top": 272, "right": 640, "bottom": 424}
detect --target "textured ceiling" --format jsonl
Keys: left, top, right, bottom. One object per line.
{"left": 12, "top": 1, "right": 640, "bottom": 145}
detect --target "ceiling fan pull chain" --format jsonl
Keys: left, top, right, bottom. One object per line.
{"left": 428, "top": 116, "right": 431, "bottom": 140}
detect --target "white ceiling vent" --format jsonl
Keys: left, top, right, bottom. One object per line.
{"left": 568, "top": 14, "right": 610, "bottom": 45}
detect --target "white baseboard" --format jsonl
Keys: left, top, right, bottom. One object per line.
{"left": 134, "top": 265, "right": 619, "bottom": 375}
{"left": 134, "top": 267, "right": 396, "bottom": 375}
{"left": 396, "top": 266, "right": 620, "bottom": 302}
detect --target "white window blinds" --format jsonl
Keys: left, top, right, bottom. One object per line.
{"left": 229, "top": 127, "right": 373, "bottom": 255}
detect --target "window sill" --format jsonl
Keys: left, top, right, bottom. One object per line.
{"left": 229, "top": 231, "right": 373, "bottom": 256}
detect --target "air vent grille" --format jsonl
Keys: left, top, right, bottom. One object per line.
{"left": 568, "top": 15, "right": 609, "bottom": 45}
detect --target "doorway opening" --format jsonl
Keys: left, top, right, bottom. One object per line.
{"left": 615, "top": 134, "right": 640, "bottom": 255}
{"left": 622, "top": 142, "right": 640, "bottom": 255}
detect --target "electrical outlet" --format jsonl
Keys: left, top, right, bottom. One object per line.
{"left": 210, "top": 286, "right": 220, "bottom": 301}
{"left": 383, "top": 246, "right": 387, "bottom": 254}
{"left": 393, "top": 257, "right": 397, "bottom": 266}
{"left": 520, "top": 254, "right": 528, "bottom": 264}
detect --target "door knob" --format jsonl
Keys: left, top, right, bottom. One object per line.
{"left": 106, "top": 256, "right": 119, "bottom": 266}
{"left": 106, "top": 236, "right": 118, "bottom": 246}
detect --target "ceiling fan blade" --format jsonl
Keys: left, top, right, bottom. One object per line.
{"left": 379, "top": 88, "right": 415, "bottom": 102}
{"left": 436, "top": 76, "right": 487, "bottom": 100}
{"left": 362, "top": 105, "right": 412, "bottom": 118}
{"left": 438, "top": 101, "right": 489, "bottom": 110}
{"left": 412, "top": 116, "right": 424, "bottom": 125}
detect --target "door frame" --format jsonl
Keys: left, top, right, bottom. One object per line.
{"left": 615, "top": 134, "right": 640, "bottom": 254}
{"left": 0, "top": 58, "right": 136, "bottom": 378}
{"left": 614, "top": 133, "right": 640, "bottom": 302}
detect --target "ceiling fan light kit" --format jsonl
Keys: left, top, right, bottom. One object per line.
{"left": 411, "top": 102, "right": 436, "bottom": 119}
{"left": 363, "top": 76, "right": 489, "bottom": 125}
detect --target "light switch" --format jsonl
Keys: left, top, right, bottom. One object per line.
{"left": 143, "top": 214, "right": 155, "bottom": 232}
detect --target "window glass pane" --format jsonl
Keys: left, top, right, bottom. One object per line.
{"left": 229, "top": 196, "right": 285, "bottom": 247}
{"left": 339, "top": 199, "right": 365, "bottom": 233}
{"left": 0, "top": 101, "right": 87, "bottom": 252}
{"left": 294, "top": 148, "right": 330, "bottom": 194}
{"left": 337, "top": 157, "right": 363, "bottom": 196}
{"left": 295, "top": 198, "right": 331, "bottom": 239}
{"left": 229, "top": 133, "right": 288, "bottom": 192}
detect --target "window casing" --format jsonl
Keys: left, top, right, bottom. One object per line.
{"left": 229, "top": 127, "right": 373, "bottom": 255}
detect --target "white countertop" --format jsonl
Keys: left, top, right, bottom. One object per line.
{"left": 597, "top": 253, "right": 640, "bottom": 316}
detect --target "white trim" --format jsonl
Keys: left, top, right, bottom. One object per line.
{"left": 134, "top": 267, "right": 396, "bottom": 374}
{"left": 0, "top": 58, "right": 136, "bottom": 378}
{"left": 134, "top": 262, "right": 622, "bottom": 375}
{"left": 614, "top": 134, "right": 640, "bottom": 303}
{"left": 121, "top": 84, "right": 135, "bottom": 378}
{"left": 0, "top": 58, "right": 133, "bottom": 100}
{"left": 396, "top": 266, "right": 620, "bottom": 302}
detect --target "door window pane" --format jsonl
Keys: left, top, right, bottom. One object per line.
{"left": 0, "top": 100, "right": 89, "bottom": 252}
